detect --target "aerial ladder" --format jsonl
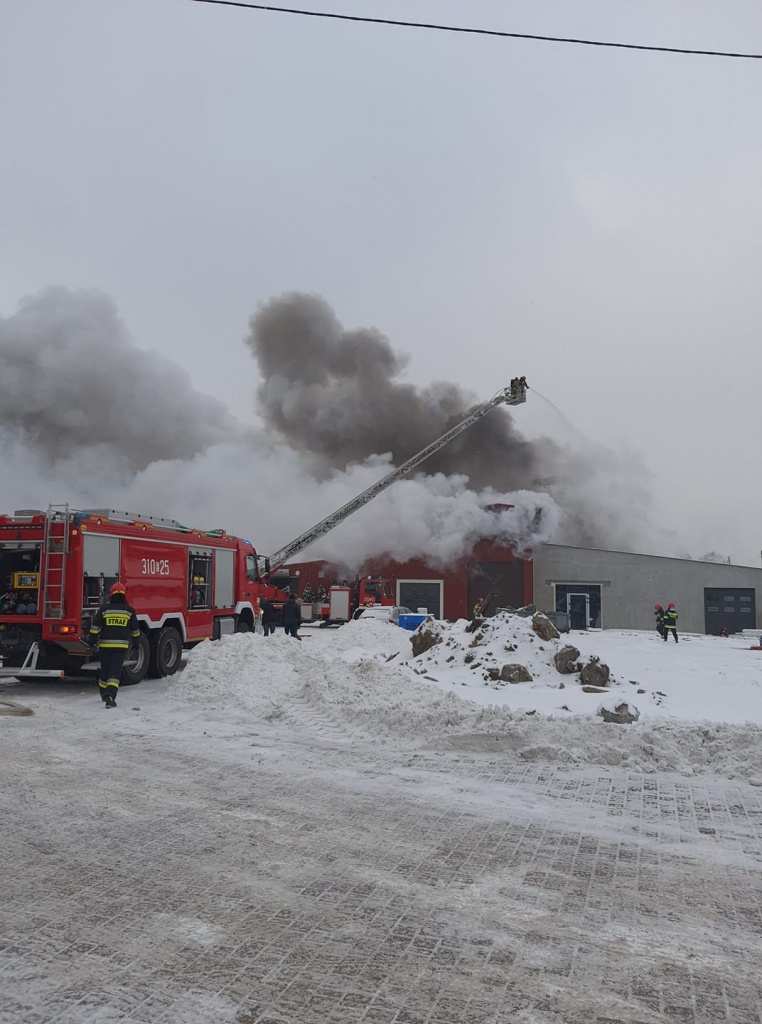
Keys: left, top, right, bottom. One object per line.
{"left": 261, "top": 377, "right": 528, "bottom": 576}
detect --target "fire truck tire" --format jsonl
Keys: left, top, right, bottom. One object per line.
{"left": 122, "top": 632, "right": 150, "bottom": 686}
{"left": 235, "top": 617, "right": 253, "bottom": 633}
{"left": 148, "top": 626, "right": 183, "bottom": 678}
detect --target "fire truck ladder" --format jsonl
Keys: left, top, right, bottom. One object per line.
{"left": 42, "top": 503, "right": 71, "bottom": 619}
{"left": 79, "top": 509, "right": 195, "bottom": 532}
{"left": 261, "top": 377, "right": 529, "bottom": 574}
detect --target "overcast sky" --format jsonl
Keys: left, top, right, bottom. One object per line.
{"left": 2, "top": 0, "right": 762, "bottom": 564}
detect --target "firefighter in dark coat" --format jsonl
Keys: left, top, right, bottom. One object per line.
{"left": 88, "top": 582, "right": 141, "bottom": 707}
{"left": 654, "top": 604, "right": 665, "bottom": 638}
{"left": 282, "top": 593, "right": 302, "bottom": 640}
{"left": 259, "top": 597, "right": 277, "bottom": 636}
{"left": 663, "top": 603, "right": 679, "bottom": 643}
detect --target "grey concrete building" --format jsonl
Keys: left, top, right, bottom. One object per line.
{"left": 533, "top": 543, "right": 762, "bottom": 635}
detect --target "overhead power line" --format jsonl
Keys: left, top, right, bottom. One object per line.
{"left": 190, "top": 0, "right": 762, "bottom": 60}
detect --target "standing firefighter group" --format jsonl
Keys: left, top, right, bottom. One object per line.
{"left": 258, "top": 593, "right": 302, "bottom": 639}
{"left": 654, "top": 603, "right": 679, "bottom": 642}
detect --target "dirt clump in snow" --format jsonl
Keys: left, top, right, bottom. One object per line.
{"left": 580, "top": 656, "right": 610, "bottom": 688}
{"left": 532, "top": 611, "right": 560, "bottom": 640}
{"left": 499, "top": 664, "right": 533, "bottom": 683}
{"left": 554, "top": 645, "right": 581, "bottom": 674}
{"left": 598, "top": 700, "right": 641, "bottom": 724}
{"left": 410, "top": 623, "right": 444, "bottom": 657}
{"left": 0, "top": 699, "right": 34, "bottom": 716}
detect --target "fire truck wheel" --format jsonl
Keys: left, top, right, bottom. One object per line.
{"left": 148, "top": 626, "right": 183, "bottom": 678}
{"left": 122, "top": 632, "right": 150, "bottom": 686}
{"left": 235, "top": 618, "right": 253, "bottom": 633}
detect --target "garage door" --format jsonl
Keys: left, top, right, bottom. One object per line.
{"left": 398, "top": 581, "right": 441, "bottom": 618}
{"left": 704, "top": 588, "right": 756, "bottom": 635}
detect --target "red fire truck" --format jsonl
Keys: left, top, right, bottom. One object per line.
{"left": 322, "top": 573, "right": 394, "bottom": 625}
{"left": 263, "top": 566, "right": 394, "bottom": 625}
{"left": 0, "top": 505, "right": 287, "bottom": 682}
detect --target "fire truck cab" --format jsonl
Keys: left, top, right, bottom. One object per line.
{"left": 356, "top": 574, "right": 393, "bottom": 608}
{"left": 0, "top": 505, "right": 281, "bottom": 683}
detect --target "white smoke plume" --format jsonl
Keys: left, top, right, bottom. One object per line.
{"left": 0, "top": 287, "right": 673, "bottom": 568}
{"left": 298, "top": 477, "right": 564, "bottom": 572}
{"left": 0, "top": 288, "right": 235, "bottom": 468}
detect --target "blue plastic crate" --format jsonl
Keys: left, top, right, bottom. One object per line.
{"left": 398, "top": 614, "right": 429, "bottom": 631}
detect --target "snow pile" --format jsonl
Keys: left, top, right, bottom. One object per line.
{"left": 173, "top": 626, "right": 512, "bottom": 744}
{"left": 172, "top": 617, "right": 762, "bottom": 781}
{"left": 395, "top": 610, "right": 618, "bottom": 690}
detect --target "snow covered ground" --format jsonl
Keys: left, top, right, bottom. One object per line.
{"left": 3, "top": 614, "right": 762, "bottom": 1024}
{"left": 176, "top": 614, "right": 762, "bottom": 782}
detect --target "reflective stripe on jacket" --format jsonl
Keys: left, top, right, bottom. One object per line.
{"left": 664, "top": 609, "right": 678, "bottom": 627}
{"left": 90, "top": 600, "right": 141, "bottom": 649}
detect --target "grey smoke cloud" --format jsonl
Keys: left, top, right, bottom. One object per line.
{"left": 245, "top": 292, "right": 539, "bottom": 490}
{"left": 0, "top": 286, "right": 672, "bottom": 565}
{"left": 244, "top": 291, "right": 670, "bottom": 555}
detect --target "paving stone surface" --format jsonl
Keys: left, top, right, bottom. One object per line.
{"left": 1, "top": 680, "right": 762, "bottom": 1023}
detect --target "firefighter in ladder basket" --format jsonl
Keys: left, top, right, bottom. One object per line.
{"left": 88, "top": 582, "right": 141, "bottom": 708}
